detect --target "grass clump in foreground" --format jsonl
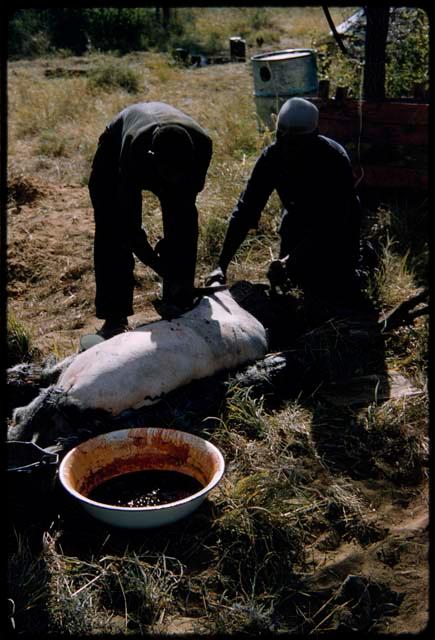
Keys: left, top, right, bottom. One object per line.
{"left": 7, "top": 533, "right": 50, "bottom": 634}
{"left": 7, "top": 313, "right": 38, "bottom": 366}
{"left": 15, "top": 531, "right": 187, "bottom": 635}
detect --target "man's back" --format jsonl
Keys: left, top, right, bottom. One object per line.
{"left": 269, "top": 134, "right": 356, "bottom": 211}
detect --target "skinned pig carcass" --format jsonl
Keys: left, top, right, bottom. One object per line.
{"left": 8, "top": 290, "right": 268, "bottom": 448}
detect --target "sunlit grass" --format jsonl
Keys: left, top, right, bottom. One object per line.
{"left": 7, "top": 8, "right": 429, "bottom": 634}
{"left": 7, "top": 312, "right": 37, "bottom": 366}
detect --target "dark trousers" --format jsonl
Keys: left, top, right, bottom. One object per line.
{"left": 88, "top": 129, "right": 136, "bottom": 320}
{"left": 279, "top": 236, "right": 362, "bottom": 306}
{"left": 278, "top": 204, "right": 362, "bottom": 306}
{"left": 158, "top": 194, "right": 198, "bottom": 308}
{"left": 89, "top": 182, "right": 136, "bottom": 320}
{"left": 89, "top": 179, "right": 199, "bottom": 320}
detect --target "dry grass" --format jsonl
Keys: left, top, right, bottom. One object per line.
{"left": 184, "top": 6, "right": 352, "bottom": 49}
{"left": 361, "top": 396, "right": 429, "bottom": 484}
{"left": 41, "top": 531, "right": 185, "bottom": 634}
{"left": 7, "top": 379, "right": 429, "bottom": 633}
{"left": 7, "top": 7, "right": 429, "bottom": 636}
{"left": 7, "top": 532, "right": 50, "bottom": 634}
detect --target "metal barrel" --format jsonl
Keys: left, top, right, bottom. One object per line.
{"left": 251, "top": 48, "right": 318, "bottom": 129}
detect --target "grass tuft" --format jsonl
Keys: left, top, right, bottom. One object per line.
{"left": 7, "top": 313, "right": 37, "bottom": 366}
{"left": 8, "top": 175, "right": 43, "bottom": 206}
{"left": 89, "top": 63, "right": 141, "bottom": 93}
{"left": 8, "top": 533, "right": 50, "bottom": 634}
{"left": 362, "top": 396, "right": 429, "bottom": 484}
{"left": 224, "top": 383, "right": 268, "bottom": 438}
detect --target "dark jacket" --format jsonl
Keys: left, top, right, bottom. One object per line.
{"left": 89, "top": 102, "right": 212, "bottom": 318}
{"left": 89, "top": 102, "right": 212, "bottom": 268}
{"left": 223, "top": 133, "right": 362, "bottom": 287}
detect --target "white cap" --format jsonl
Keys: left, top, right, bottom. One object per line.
{"left": 276, "top": 97, "right": 319, "bottom": 136}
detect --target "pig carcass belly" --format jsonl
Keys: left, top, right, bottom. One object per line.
{"left": 57, "top": 291, "right": 268, "bottom": 415}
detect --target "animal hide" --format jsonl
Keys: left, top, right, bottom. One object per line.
{"left": 57, "top": 290, "right": 267, "bottom": 413}
{"left": 9, "top": 290, "right": 268, "bottom": 446}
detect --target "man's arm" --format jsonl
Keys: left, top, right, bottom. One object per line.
{"left": 117, "top": 132, "right": 167, "bottom": 277}
{"left": 207, "top": 149, "right": 275, "bottom": 283}
{"left": 118, "top": 180, "right": 166, "bottom": 276}
{"left": 131, "top": 230, "right": 166, "bottom": 277}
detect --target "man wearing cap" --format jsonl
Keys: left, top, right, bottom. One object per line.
{"left": 206, "top": 97, "right": 363, "bottom": 311}
{"left": 89, "top": 102, "right": 212, "bottom": 337}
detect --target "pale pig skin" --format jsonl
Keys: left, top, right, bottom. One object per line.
{"left": 9, "top": 291, "right": 268, "bottom": 446}
{"left": 57, "top": 290, "right": 268, "bottom": 414}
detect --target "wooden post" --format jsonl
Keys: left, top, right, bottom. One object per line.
{"left": 335, "top": 86, "right": 348, "bottom": 102}
{"left": 162, "top": 7, "right": 171, "bottom": 30}
{"left": 363, "top": 6, "right": 390, "bottom": 101}
{"left": 156, "top": 6, "right": 171, "bottom": 29}
{"left": 413, "top": 82, "right": 426, "bottom": 101}
{"left": 318, "top": 79, "right": 330, "bottom": 100}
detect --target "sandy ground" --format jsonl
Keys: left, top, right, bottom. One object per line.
{"left": 8, "top": 178, "right": 162, "bottom": 358}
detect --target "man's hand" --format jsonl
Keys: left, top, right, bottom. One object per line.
{"left": 154, "top": 280, "right": 194, "bottom": 320}
{"left": 267, "top": 255, "right": 290, "bottom": 295}
{"left": 135, "top": 239, "right": 166, "bottom": 278}
{"left": 204, "top": 266, "right": 226, "bottom": 287}
{"left": 153, "top": 298, "right": 187, "bottom": 320}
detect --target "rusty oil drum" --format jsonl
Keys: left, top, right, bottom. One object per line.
{"left": 251, "top": 48, "right": 318, "bottom": 129}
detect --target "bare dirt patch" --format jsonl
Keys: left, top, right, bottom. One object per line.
{"left": 7, "top": 178, "right": 162, "bottom": 357}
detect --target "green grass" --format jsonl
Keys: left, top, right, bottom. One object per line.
{"left": 88, "top": 63, "right": 141, "bottom": 93}
{"left": 7, "top": 313, "right": 37, "bottom": 366}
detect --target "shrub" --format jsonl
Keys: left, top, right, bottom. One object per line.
{"left": 89, "top": 64, "right": 140, "bottom": 94}
{"left": 315, "top": 7, "right": 429, "bottom": 99}
{"left": 85, "top": 8, "right": 159, "bottom": 54}
{"left": 8, "top": 8, "right": 193, "bottom": 58}
{"left": 385, "top": 8, "right": 429, "bottom": 97}
{"left": 37, "top": 131, "right": 68, "bottom": 158}
{"left": 8, "top": 9, "right": 52, "bottom": 58}
{"left": 248, "top": 8, "right": 273, "bottom": 31}
{"left": 7, "top": 313, "right": 36, "bottom": 366}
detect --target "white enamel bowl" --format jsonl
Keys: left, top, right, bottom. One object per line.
{"left": 59, "top": 428, "right": 225, "bottom": 529}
